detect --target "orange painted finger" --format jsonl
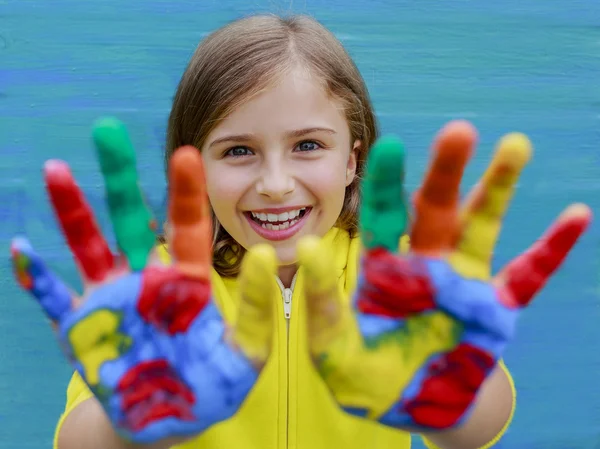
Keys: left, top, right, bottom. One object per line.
{"left": 168, "top": 146, "right": 212, "bottom": 279}
{"left": 496, "top": 203, "right": 592, "bottom": 308}
{"left": 411, "top": 121, "right": 477, "bottom": 257}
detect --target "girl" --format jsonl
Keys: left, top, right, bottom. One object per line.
{"left": 12, "top": 13, "right": 591, "bottom": 449}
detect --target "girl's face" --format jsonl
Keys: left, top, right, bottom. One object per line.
{"left": 201, "top": 67, "right": 358, "bottom": 269}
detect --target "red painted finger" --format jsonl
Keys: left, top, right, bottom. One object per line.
{"left": 168, "top": 146, "right": 212, "bottom": 280}
{"left": 45, "top": 160, "right": 114, "bottom": 282}
{"left": 411, "top": 121, "right": 477, "bottom": 257}
{"left": 496, "top": 203, "right": 592, "bottom": 308}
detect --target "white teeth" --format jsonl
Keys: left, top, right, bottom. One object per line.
{"left": 250, "top": 208, "right": 307, "bottom": 231}
{"left": 251, "top": 212, "right": 269, "bottom": 221}
{"left": 251, "top": 208, "right": 306, "bottom": 222}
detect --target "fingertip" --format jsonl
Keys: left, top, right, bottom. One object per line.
{"left": 10, "top": 236, "right": 36, "bottom": 290}
{"left": 43, "top": 159, "right": 70, "bottom": 175}
{"left": 561, "top": 203, "right": 593, "bottom": 226}
{"left": 92, "top": 117, "right": 135, "bottom": 168}
{"left": 437, "top": 120, "right": 478, "bottom": 150}
{"left": 367, "top": 135, "right": 406, "bottom": 176}
{"left": 43, "top": 160, "right": 75, "bottom": 190}
{"left": 171, "top": 145, "right": 201, "bottom": 165}
{"left": 296, "top": 235, "right": 322, "bottom": 264}
{"left": 496, "top": 133, "right": 533, "bottom": 167}
{"left": 243, "top": 243, "right": 278, "bottom": 275}
{"left": 297, "top": 236, "right": 337, "bottom": 293}
{"left": 92, "top": 116, "right": 126, "bottom": 137}
{"left": 10, "top": 235, "right": 31, "bottom": 252}
{"left": 92, "top": 116, "right": 125, "bottom": 148}
{"left": 169, "top": 146, "right": 204, "bottom": 190}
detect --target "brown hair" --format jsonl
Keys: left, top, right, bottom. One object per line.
{"left": 163, "top": 14, "right": 378, "bottom": 277}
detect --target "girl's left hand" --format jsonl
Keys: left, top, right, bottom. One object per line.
{"left": 297, "top": 120, "right": 592, "bottom": 431}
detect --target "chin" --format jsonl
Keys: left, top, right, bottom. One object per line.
{"left": 272, "top": 243, "right": 299, "bottom": 267}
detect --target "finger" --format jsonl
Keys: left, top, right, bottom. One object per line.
{"left": 11, "top": 236, "right": 74, "bottom": 322}
{"left": 297, "top": 235, "right": 352, "bottom": 355}
{"left": 168, "top": 146, "right": 212, "bottom": 279}
{"left": 411, "top": 120, "right": 477, "bottom": 257}
{"left": 495, "top": 203, "right": 592, "bottom": 308}
{"left": 232, "top": 244, "right": 278, "bottom": 367}
{"left": 450, "top": 133, "right": 532, "bottom": 280}
{"left": 44, "top": 160, "right": 115, "bottom": 283}
{"left": 359, "top": 135, "right": 409, "bottom": 252}
{"left": 93, "top": 117, "right": 155, "bottom": 271}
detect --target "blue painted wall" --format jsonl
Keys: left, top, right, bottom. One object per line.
{"left": 1, "top": 1, "right": 599, "bottom": 447}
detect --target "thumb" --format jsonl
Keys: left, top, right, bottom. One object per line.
{"left": 297, "top": 236, "right": 351, "bottom": 356}
{"left": 232, "top": 244, "right": 278, "bottom": 368}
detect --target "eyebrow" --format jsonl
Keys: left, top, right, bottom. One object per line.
{"left": 208, "top": 127, "right": 337, "bottom": 148}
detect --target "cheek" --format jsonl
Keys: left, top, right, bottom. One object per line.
{"left": 300, "top": 158, "right": 348, "bottom": 206}
{"left": 204, "top": 165, "right": 248, "bottom": 220}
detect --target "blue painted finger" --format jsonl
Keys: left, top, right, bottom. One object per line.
{"left": 11, "top": 236, "right": 73, "bottom": 322}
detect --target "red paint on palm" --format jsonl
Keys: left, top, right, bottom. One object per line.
{"left": 118, "top": 359, "right": 195, "bottom": 431}
{"left": 138, "top": 266, "right": 211, "bottom": 334}
{"left": 404, "top": 343, "right": 494, "bottom": 428}
{"left": 357, "top": 248, "right": 436, "bottom": 318}
{"left": 498, "top": 211, "right": 591, "bottom": 309}
{"left": 44, "top": 161, "right": 114, "bottom": 282}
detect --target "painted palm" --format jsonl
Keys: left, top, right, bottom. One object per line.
{"left": 11, "top": 118, "right": 278, "bottom": 444}
{"left": 297, "top": 121, "right": 591, "bottom": 430}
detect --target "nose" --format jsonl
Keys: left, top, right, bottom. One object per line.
{"left": 255, "top": 159, "right": 295, "bottom": 200}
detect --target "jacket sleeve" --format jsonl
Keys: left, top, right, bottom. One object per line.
{"left": 421, "top": 360, "right": 516, "bottom": 449}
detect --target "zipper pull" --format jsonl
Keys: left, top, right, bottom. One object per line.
{"left": 283, "top": 288, "right": 292, "bottom": 319}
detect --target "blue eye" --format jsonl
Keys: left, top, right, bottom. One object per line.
{"left": 225, "top": 146, "right": 253, "bottom": 158}
{"left": 295, "top": 141, "right": 321, "bottom": 152}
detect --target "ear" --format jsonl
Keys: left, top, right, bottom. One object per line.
{"left": 345, "top": 140, "right": 360, "bottom": 187}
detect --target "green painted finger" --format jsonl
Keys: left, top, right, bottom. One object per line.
{"left": 359, "top": 135, "right": 409, "bottom": 251}
{"left": 92, "top": 117, "right": 155, "bottom": 271}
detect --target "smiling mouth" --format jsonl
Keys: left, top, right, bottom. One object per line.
{"left": 246, "top": 207, "right": 310, "bottom": 230}
{"left": 243, "top": 207, "right": 313, "bottom": 242}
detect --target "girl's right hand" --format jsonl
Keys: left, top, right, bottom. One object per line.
{"left": 11, "top": 118, "right": 278, "bottom": 445}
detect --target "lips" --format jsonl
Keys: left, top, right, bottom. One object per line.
{"left": 244, "top": 207, "right": 312, "bottom": 241}
{"left": 118, "top": 359, "right": 196, "bottom": 432}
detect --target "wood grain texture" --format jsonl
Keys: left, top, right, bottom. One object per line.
{"left": 1, "top": 1, "right": 599, "bottom": 447}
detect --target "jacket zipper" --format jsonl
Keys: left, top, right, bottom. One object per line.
{"left": 275, "top": 274, "right": 297, "bottom": 449}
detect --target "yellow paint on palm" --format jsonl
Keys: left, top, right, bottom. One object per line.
{"left": 450, "top": 133, "right": 532, "bottom": 281}
{"left": 68, "top": 309, "right": 132, "bottom": 385}
{"left": 318, "top": 311, "right": 461, "bottom": 420}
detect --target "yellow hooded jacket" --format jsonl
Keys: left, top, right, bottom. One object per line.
{"left": 54, "top": 228, "right": 514, "bottom": 449}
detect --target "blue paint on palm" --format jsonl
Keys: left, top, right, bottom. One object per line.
{"left": 16, "top": 242, "right": 259, "bottom": 444}
{"left": 425, "top": 258, "right": 518, "bottom": 357}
